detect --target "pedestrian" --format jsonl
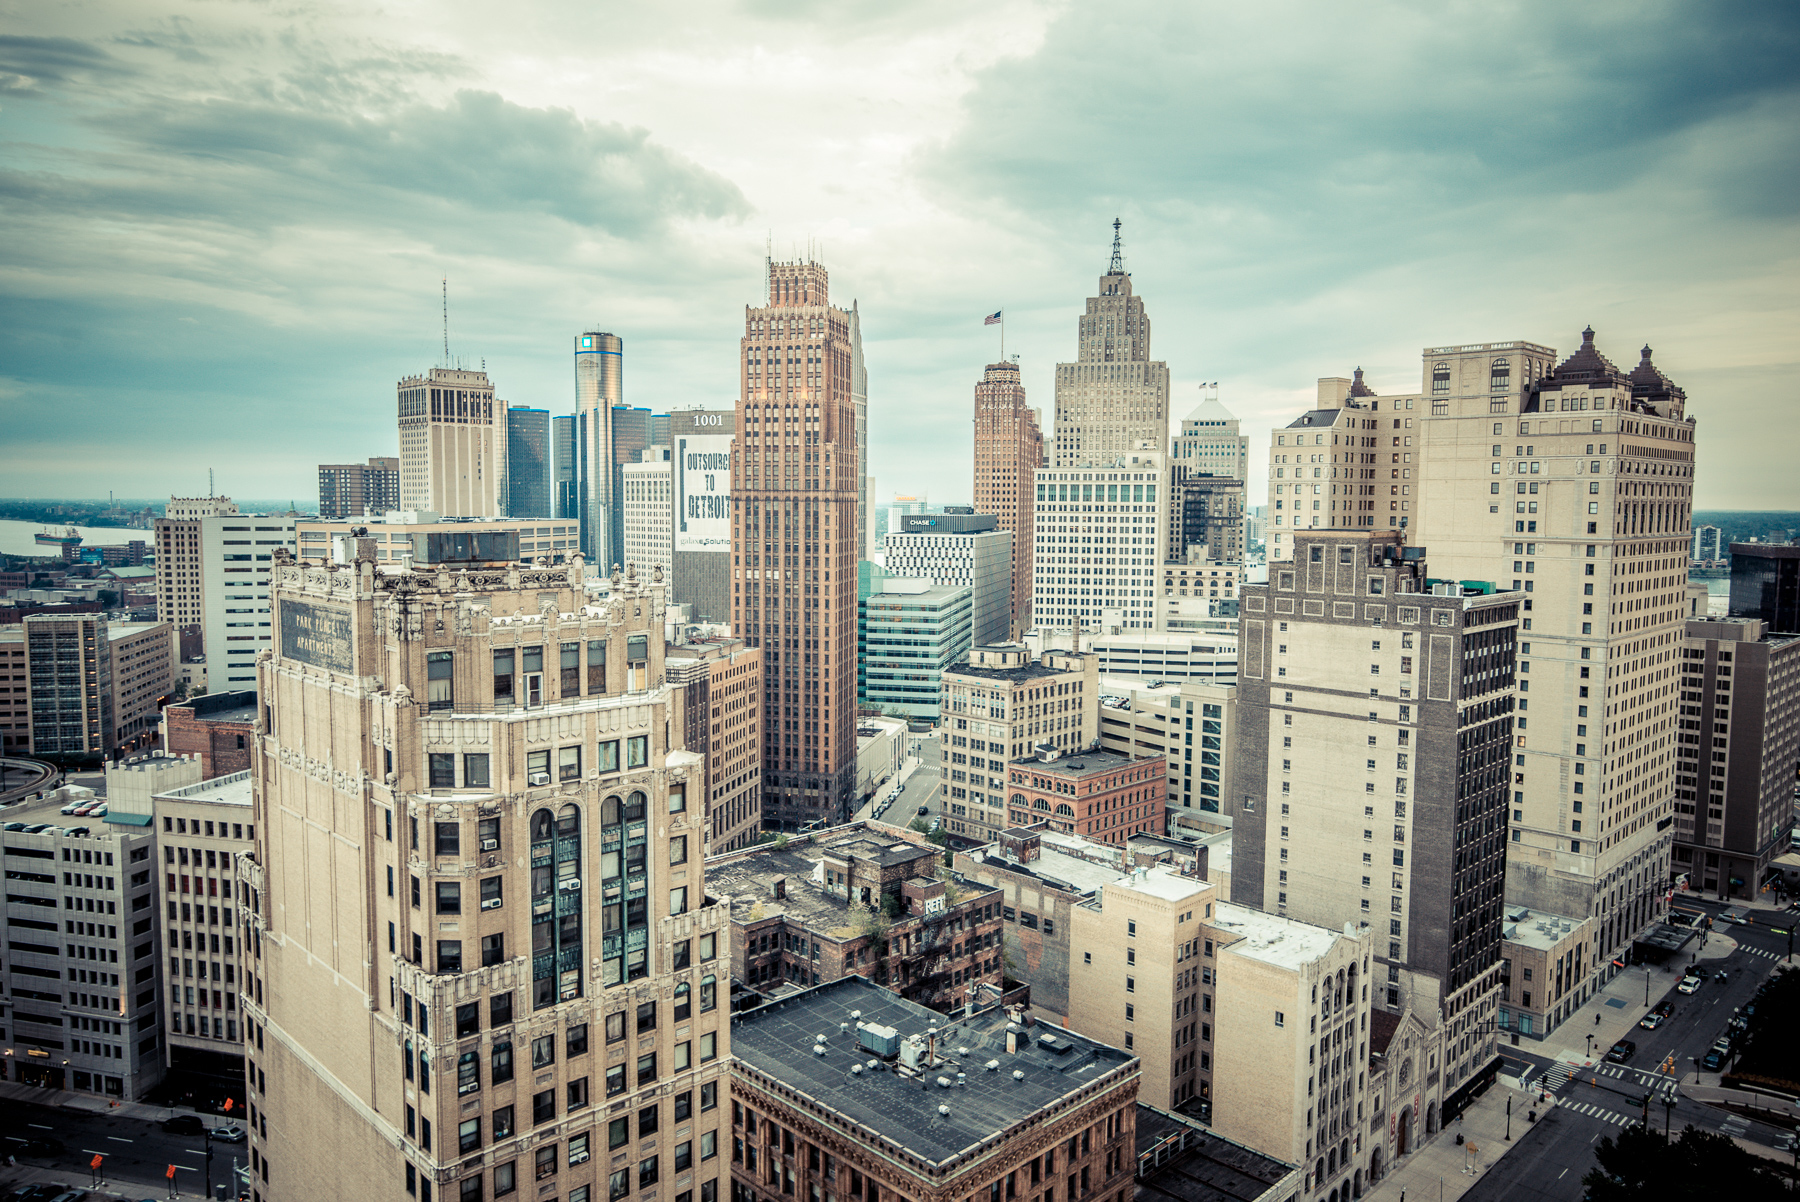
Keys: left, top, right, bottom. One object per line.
{"left": 1595, "top": 1013, "right": 1602, "bottom": 1026}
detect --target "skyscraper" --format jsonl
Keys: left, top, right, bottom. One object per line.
{"left": 731, "top": 258, "right": 860, "bottom": 829}
{"left": 972, "top": 359, "right": 1043, "bottom": 634}
{"left": 397, "top": 366, "right": 505, "bottom": 516}
{"left": 850, "top": 302, "right": 869, "bottom": 561}
{"left": 1411, "top": 329, "right": 1694, "bottom": 993}
{"left": 249, "top": 540, "right": 730, "bottom": 1202}
{"left": 552, "top": 413, "right": 578, "bottom": 521}
{"left": 611, "top": 406, "right": 655, "bottom": 570}
{"left": 1032, "top": 449, "right": 1169, "bottom": 631}
{"left": 504, "top": 406, "right": 551, "bottom": 518}
{"left": 668, "top": 408, "right": 737, "bottom": 624}
{"left": 575, "top": 331, "right": 623, "bottom": 563}
{"left": 1174, "top": 393, "right": 1249, "bottom": 480}
{"left": 1051, "top": 221, "right": 1171, "bottom": 467}
{"left": 1233, "top": 529, "right": 1515, "bottom": 1094}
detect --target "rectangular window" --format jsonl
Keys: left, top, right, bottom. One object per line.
{"left": 587, "top": 640, "right": 607, "bottom": 693}
{"left": 596, "top": 740, "right": 619, "bottom": 774}
{"left": 427, "top": 651, "right": 453, "bottom": 711}
{"left": 437, "top": 882, "right": 462, "bottom": 914}
{"left": 492, "top": 649, "right": 514, "bottom": 703}
{"left": 435, "top": 822, "right": 460, "bottom": 856}
{"left": 492, "top": 1042, "right": 513, "bottom": 1083}
{"left": 567, "top": 1077, "right": 589, "bottom": 1111}
{"left": 464, "top": 754, "right": 490, "bottom": 789}
{"left": 533, "top": 1089, "right": 557, "bottom": 1126}
{"left": 532, "top": 1034, "right": 556, "bottom": 1069}
{"left": 559, "top": 746, "right": 582, "bottom": 781}
{"left": 627, "top": 735, "right": 649, "bottom": 769}
{"left": 429, "top": 754, "right": 456, "bottom": 789}
{"left": 561, "top": 642, "right": 581, "bottom": 696}
{"left": 490, "top": 992, "right": 513, "bottom": 1027}
{"left": 437, "top": 941, "right": 462, "bottom": 973}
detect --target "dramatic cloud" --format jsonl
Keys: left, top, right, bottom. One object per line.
{"left": 0, "top": 0, "right": 1794, "bottom": 510}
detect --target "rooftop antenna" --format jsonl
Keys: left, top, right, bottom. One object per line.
{"left": 208, "top": 468, "right": 214, "bottom": 498}
{"left": 442, "top": 277, "right": 450, "bottom": 367}
{"left": 1108, "top": 217, "right": 1124, "bottom": 275}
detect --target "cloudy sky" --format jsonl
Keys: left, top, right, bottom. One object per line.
{"left": 3, "top": 0, "right": 1796, "bottom": 511}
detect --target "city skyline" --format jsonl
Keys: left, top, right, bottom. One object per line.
{"left": 2, "top": 3, "right": 1796, "bottom": 512}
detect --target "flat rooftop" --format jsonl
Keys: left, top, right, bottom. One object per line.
{"left": 707, "top": 833, "right": 945, "bottom": 934}
{"left": 1011, "top": 749, "right": 1144, "bottom": 779}
{"left": 1211, "top": 902, "right": 1352, "bottom": 971}
{"left": 1134, "top": 1103, "right": 1296, "bottom": 1202}
{"left": 944, "top": 659, "right": 1083, "bottom": 685}
{"left": 1501, "top": 906, "right": 1587, "bottom": 952}
{"left": 731, "top": 975, "right": 1137, "bottom": 1167}
{"left": 151, "top": 771, "right": 253, "bottom": 809}
{"left": 971, "top": 842, "right": 1128, "bottom": 897}
{"left": 1114, "top": 867, "right": 1212, "bottom": 904}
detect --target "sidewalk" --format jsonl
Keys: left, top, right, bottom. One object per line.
{"left": 0, "top": 1076, "right": 181, "bottom": 1123}
{"left": 1532, "top": 930, "right": 1742, "bottom": 1069}
{"left": 1363, "top": 1074, "right": 1541, "bottom": 1202}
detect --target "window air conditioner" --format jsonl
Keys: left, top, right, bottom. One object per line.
{"left": 480, "top": 897, "right": 503, "bottom": 911}
{"left": 528, "top": 772, "right": 550, "bottom": 787}
{"left": 479, "top": 839, "right": 499, "bottom": 851}
{"left": 558, "top": 878, "right": 582, "bottom": 893}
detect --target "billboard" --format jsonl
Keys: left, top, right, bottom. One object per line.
{"left": 279, "top": 600, "right": 354, "bottom": 674}
{"left": 674, "top": 433, "right": 733, "bottom": 553}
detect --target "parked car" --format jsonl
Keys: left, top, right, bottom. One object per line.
{"left": 1712, "top": 1035, "right": 1735, "bottom": 1055}
{"left": 210, "top": 1124, "right": 246, "bottom": 1143}
{"left": 1677, "top": 975, "right": 1703, "bottom": 994}
{"left": 160, "top": 1114, "right": 206, "bottom": 1135}
{"left": 1605, "top": 1039, "right": 1637, "bottom": 1064}
{"left": 1, "top": 821, "right": 27, "bottom": 832}
{"left": 58, "top": 801, "right": 84, "bottom": 815}
{"left": 1701, "top": 1049, "right": 1726, "bottom": 1072}
{"left": 1638, "top": 1011, "right": 1667, "bottom": 1030}
{"left": 20, "top": 823, "right": 53, "bottom": 833}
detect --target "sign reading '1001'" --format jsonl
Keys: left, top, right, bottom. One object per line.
{"left": 279, "top": 600, "right": 354, "bottom": 674}
{"left": 675, "top": 434, "right": 733, "bottom": 553}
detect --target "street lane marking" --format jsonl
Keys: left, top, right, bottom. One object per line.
{"left": 107, "top": 1135, "right": 134, "bottom": 1143}
{"left": 28, "top": 1124, "right": 52, "bottom": 1130}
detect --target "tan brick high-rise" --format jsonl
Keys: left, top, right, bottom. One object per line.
{"left": 972, "top": 360, "right": 1043, "bottom": 635}
{"left": 243, "top": 544, "right": 729, "bottom": 1202}
{"left": 732, "top": 259, "right": 860, "bottom": 829}
{"left": 1051, "top": 221, "right": 1170, "bottom": 467}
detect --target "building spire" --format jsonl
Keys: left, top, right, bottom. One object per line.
{"left": 1108, "top": 217, "right": 1124, "bottom": 275}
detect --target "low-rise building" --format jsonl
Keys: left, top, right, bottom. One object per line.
{"left": 1003, "top": 747, "right": 1167, "bottom": 846}
{"left": 854, "top": 716, "right": 908, "bottom": 803}
{"left": 1134, "top": 1103, "right": 1298, "bottom": 1202}
{"left": 0, "top": 822, "right": 164, "bottom": 1100}
{"left": 939, "top": 645, "right": 1099, "bottom": 844}
{"left": 161, "top": 690, "right": 258, "bottom": 780}
{"left": 708, "top": 826, "right": 1003, "bottom": 1014}
{"left": 1496, "top": 906, "right": 1594, "bottom": 1039}
{"left": 730, "top": 975, "right": 1141, "bottom": 1202}
{"left": 108, "top": 620, "right": 175, "bottom": 755}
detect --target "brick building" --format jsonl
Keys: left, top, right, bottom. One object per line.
{"left": 709, "top": 826, "right": 1003, "bottom": 1014}
{"left": 160, "top": 691, "right": 257, "bottom": 779}
{"left": 667, "top": 635, "right": 766, "bottom": 852}
{"left": 1004, "top": 747, "right": 1168, "bottom": 845}
{"left": 730, "top": 975, "right": 1140, "bottom": 1202}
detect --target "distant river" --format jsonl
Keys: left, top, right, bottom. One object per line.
{"left": 0, "top": 519, "right": 151, "bottom": 558}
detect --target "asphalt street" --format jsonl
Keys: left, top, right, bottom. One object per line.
{"left": 1469, "top": 897, "right": 1800, "bottom": 1202}
{"left": 0, "top": 1096, "right": 245, "bottom": 1196}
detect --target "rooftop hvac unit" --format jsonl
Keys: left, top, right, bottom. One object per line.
{"left": 898, "top": 1035, "right": 926, "bottom": 1070}
{"left": 857, "top": 1022, "right": 899, "bottom": 1058}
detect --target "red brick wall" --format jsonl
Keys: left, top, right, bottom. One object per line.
{"left": 164, "top": 707, "right": 254, "bottom": 779}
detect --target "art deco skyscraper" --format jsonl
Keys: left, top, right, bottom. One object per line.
{"left": 1411, "top": 330, "right": 1695, "bottom": 981}
{"left": 731, "top": 259, "right": 860, "bottom": 829}
{"left": 397, "top": 366, "right": 505, "bottom": 516}
{"left": 850, "top": 302, "right": 869, "bottom": 562}
{"left": 245, "top": 542, "right": 729, "bottom": 1202}
{"left": 575, "top": 331, "right": 623, "bottom": 564}
{"left": 1051, "top": 221, "right": 1171, "bottom": 466}
{"left": 972, "top": 360, "right": 1043, "bottom": 635}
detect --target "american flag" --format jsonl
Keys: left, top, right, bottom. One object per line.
{"left": 984, "top": 311, "right": 1002, "bottom": 326}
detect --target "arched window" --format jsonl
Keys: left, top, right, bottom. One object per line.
{"left": 1432, "top": 362, "right": 1450, "bottom": 393}
{"left": 625, "top": 791, "right": 647, "bottom": 822}
{"left": 1055, "top": 803, "right": 1074, "bottom": 817}
{"left": 700, "top": 974, "right": 717, "bottom": 1012}
{"left": 673, "top": 982, "right": 691, "bottom": 1021}
{"left": 1034, "top": 798, "right": 1051, "bottom": 812}
{"left": 531, "top": 810, "right": 554, "bottom": 842}
{"left": 602, "top": 795, "right": 621, "bottom": 826}
{"left": 557, "top": 804, "right": 580, "bottom": 836}
{"left": 1011, "top": 793, "right": 1026, "bottom": 808}
{"left": 1490, "top": 358, "right": 1511, "bottom": 392}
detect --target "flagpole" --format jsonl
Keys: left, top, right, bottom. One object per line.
{"left": 1001, "top": 313, "right": 1005, "bottom": 363}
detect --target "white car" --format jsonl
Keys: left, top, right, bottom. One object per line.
{"left": 59, "top": 801, "right": 84, "bottom": 815}
{"left": 1677, "top": 975, "right": 1703, "bottom": 995}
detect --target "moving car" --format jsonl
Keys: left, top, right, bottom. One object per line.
{"left": 160, "top": 1114, "right": 206, "bottom": 1135}
{"left": 916, "top": 806, "right": 929, "bottom": 817}
{"left": 1638, "top": 1010, "right": 1667, "bottom": 1030}
{"left": 1605, "top": 1039, "right": 1637, "bottom": 1064}
{"left": 211, "top": 1124, "right": 246, "bottom": 1143}
{"left": 1677, "top": 975, "right": 1703, "bottom": 994}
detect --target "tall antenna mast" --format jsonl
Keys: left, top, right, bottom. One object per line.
{"left": 1108, "top": 217, "right": 1124, "bottom": 274}
{"left": 442, "top": 277, "right": 449, "bottom": 366}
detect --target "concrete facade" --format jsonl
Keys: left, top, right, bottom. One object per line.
{"left": 939, "top": 645, "right": 1099, "bottom": 844}
{"left": 1411, "top": 330, "right": 1693, "bottom": 1000}
{"left": 1168, "top": 471, "right": 1245, "bottom": 564}
{"left": 1673, "top": 617, "right": 1800, "bottom": 899}
{"left": 154, "top": 495, "right": 240, "bottom": 659}
{"left": 1234, "top": 531, "right": 1515, "bottom": 1102}
{"left": 732, "top": 261, "right": 861, "bottom": 829}
{"left": 245, "top": 546, "right": 729, "bottom": 1202}
{"left": 22, "top": 613, "right": 114, "bottom": 760}
{"left": 1098, "top": 678, "right": 1237, "bottom": 825}
{"left": 1033, "top": 450, "right": 1170, "bottom": 634}
{"left": 624, "top": 457, "right": 675, "bottom": 576}
{"left": 397, "top": 366, "right": 506, "bottom": 517}
{"left": 200, "top": 512, "right": 296, "bottom": 691}
{"left": 318, "top": 457, "right": 401, "bottom": 520}
{"left": 1174, "top": 396, "right": 1249, "bottom": 482}
{"left": 1051, "top": 226, "right": 1170, "bottom": 468}
{"left": 972, "top": 361, "right": 1044, "bottom": 636}
{"left": 1495, "top": 906, "right": 1594, "bottom": 1038}
{"left": 297, "top": 514, "right": 577, "bottom": 566}
{"left": 107, "top": 619, "right": 175, "bottom": 755}
{"left": 0, "top": 822, "right": 164, "bottom": 1101}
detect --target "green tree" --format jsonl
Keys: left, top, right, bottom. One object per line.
{"left": 1583, "top": 1124, "right": 1789, "bottom": 1201}
{"left": 1731, "top": 966, "right": 1800, "bottom": 1090}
